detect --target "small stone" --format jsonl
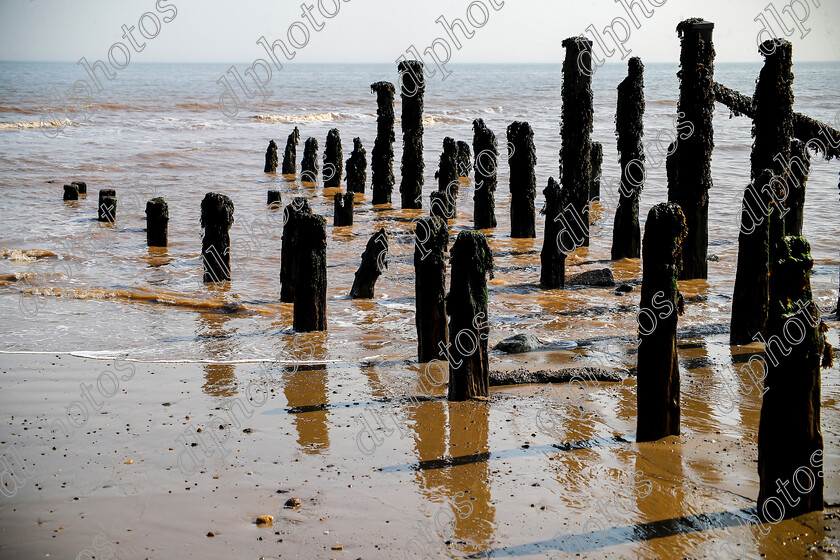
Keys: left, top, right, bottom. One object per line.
{"left": 207, "top": 531, "right": 215, "bottom": 537}
{"left": 494, "top": 333, "right": 543, "bottom": 354}
{"left": 567, "top": 268, "right": 615, "bottom": 287}
{"left": 284, "top": 497, "right": 302, "bottom": 509}
{"left": 615, "top": 283, "right": 633, "bottom": 293}
{"left": 256, "top": 515, "right": 274, "bottom": 526}
{"left": 331, "top": 545, "right": 343, "bottom": 550}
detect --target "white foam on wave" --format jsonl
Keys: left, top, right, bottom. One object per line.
{"left": 0, "top": 119, "right": 72, "bottom": 131}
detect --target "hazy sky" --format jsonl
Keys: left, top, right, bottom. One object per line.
{"left": 0, "top": 0, "right": 838, "bottom": 64}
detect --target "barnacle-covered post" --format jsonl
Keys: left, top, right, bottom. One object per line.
{"left": 370, "top": 81, "right": 395, "bottom": 204}
{"left": 282, "top": 127, "right": 300, "bottom": 175}
{"left": 346, "top": 137, "right": 367, "bottom": 194}
{"left": 201, "top": 192, "right": 234, "bottom": 282}
{"left": 323, "top": 128, "right": 343, "bottom": 188}
{"left": 414, "top": 216, "right": 449, "bottom": 363}
{"left": 334, "top": 191, "right": 354, "bottom": 226}
{"left": 472, "top": 119, "right": 498, "bottom": 230}
{"left": 264, "top": 139, "right": 278, "bottom": 173}
{"left": 293, "top": 213, "right": 327, "bottom": 332}
{"left": 507, "top": 121, "right": 536, "bottom": 238}
{"left": 436, "top": 136, "right": 459, "bottom": 217}
{"left": 280, "top": 197, "right": 312, "bottom": 303}
{"left": 540, "top": 177, "right": 567, "bottom": 288}
{"left": 457, "top": 140, "right": 472, "bottom": 178}
{"left": 350, "top": 228, "right": 389, "bottom": 299}
{"left": 145, "top": 197, "right": 169, "bottom": 247}
{"left": 301, "top": 137, "right": 319, "bottom": 184}
{"left": 399, "top": 61, "right": 425, "bottom": 209}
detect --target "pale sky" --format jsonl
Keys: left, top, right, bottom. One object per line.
{"left": 0, "top": 0, "right": 838, "bottom": 64}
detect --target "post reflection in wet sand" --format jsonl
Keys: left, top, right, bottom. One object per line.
{"left": 198, "top": 282, "right": 237, "bottom": 398}
{"left": 283, "top": 333, "right": 331, "bottom": 454}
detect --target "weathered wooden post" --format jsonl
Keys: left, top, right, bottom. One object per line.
{"left": 201, "top": 192, "right": 234, "bottom": 282}
{"left": 346, "top": 137, "right": 367, "bottom": 194}
{"left": 100, "top": 197, "right": 117, "bottom": 222}
{"left": 63, "top": 184, "right": 79, "bottom": 201}
{"left": 731, "top": 39, "right": 793, "bottom": 345}
{"left": 399, "top": 60, "right": 425, "bottom": 209}
{"left": 447, "top": 230, "right": 493, "bottom": 401}
{"left": 145, "top": 197, "right": 168, "bottom": 247}
{"left": 436, "top": 137, "right": 459, "bottom": 217}
{"left": 264, "top": 139, "right": 278, "bottom": 173}
{"left": 561, "top": 37, "right": 594, "bottom": 247}
{"left": 334, "top": 191, "right": 354, "bottom": 226}
{"left": 540, "top": 177, "right": 567, "bottom": 288}
{"left": 267, "top": 190, "right": 282, "bottom": 208}
{"left": 589, "top": 141, "right": 603, "bottom": 201}
{"left": 301, "top": 137, "right": 319, "bottom": 183}
{"left": 612, "top": 56, "right": 646, "bottom": 260}
{"left": 282, "top": 127, "right": 300, "bottom": 175}
{"left": 98, "top": 189, "right": 116, "bottom": 221}
{"left": 507, "top": 121, "right": 536, "bottom": 238}
{"left": 457, "top": 140, "right": 472, "bottom": 178}
{"left": 350, "top": 228, "right": 389, "bottom": 299}
{"left": 293, "top": 213, "right": 327, "bottom": 332}
{"left": 667, "top": 18, "right": 715, "bottom": 280}
{"left": 370, "top": 81, "right": 395, "bottom": 204}
{"left": 71, "top": 181, "right": 87, "bottom": 195}
{"left": 637, "top": 202, "right": 687, "bottom": 442}
{"left": 785, "top": 138, "right": 811, "bottom": 237}
{"left": 473, "top": 119, "right": 498, "bottom": 230}
{"left": 758, "top": 235, "right": 830, "bottom": 519}
{"left": 324, "top": 128, "right": 343, "bottom": 188}
{"left": 415, "top": 216, "right": 449, "bottom": 363}
{"left": 280, "top": 197, "right": 312, "bottom": 303}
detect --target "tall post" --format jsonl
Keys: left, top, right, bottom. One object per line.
{"left": 334, "top": 191, "right": 354, "bottom": 226}
{"left": 201, "top": 192, "right": 234, "bottom": 283}
{"left": 324, "top": 128, "right": 343, "bottom": 189}
{"left": 414, "top": 216, "right": 449, "bottom": 363}
{"left": 560, "top": 37, "right": 594, "bottom": 248}
{"left": 145, "top": 197, "right": 169, "bottom": 247}
{"left": 589, "top": 141, "right": 602, "bottom": 201}
{"left": 637, "top": 202, "right": 687, "bottom": 442}
{"left": 264, "top": 139, "right": 278, "bottom": 173}
{"left": 540, "top": 177, "right": 567, "bottom": 288}
{"left": 472, "top": 119, "right": 498, "bottom": 230}
{"left": 346, "top": 137, "right": 367, "bottom": 194}
{"left": 370, "top": 82, "right": 395, "bottom": 205}
{"left": 436, "top": 137, "right": 459, "bottom": 218}
{"left": 667, "top": 19, "right": 715, "bottom": 280}
{"left": 282, "top": 127, "right": 300, "bottom": 175}
{"left": 301, "top": 137, "right": 319, "bottom": 184}
{"left": 447, "top": 230, "right": 493, "bottom": 401}
{"left": 785, "top": 138, "right": 811, "bottom": 237}
{"left": 350, "top": 229, "right": 389, "bottom": 299}
{"left": 293, "top": 213, "right": 327, "bottom": 332}
{"left": 612, "top": 57, "right": 645, "bottom": 260}
{"left": 399, "top": 60, "right": 425, "bottom": 209}
{"left": 457, "top": 140, "right": 472, "bottom": 178}
{"left": 507, "top": 121, "right": 536, "bottom": 238}
{"left": 280, "top": 197, "right": 312, "bottom": 303}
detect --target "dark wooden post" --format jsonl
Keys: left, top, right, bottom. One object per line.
{"left": 414, "top": 216, "right": 449, "bottom": 363}
{"left": 280, "top": 197, "right": 312, "bottom": 303}
{"left": 561, "top": 37, "right": 594, "bottom": 247}
{"left": 472, "top": 119, "right": 498, "bottom": 230}
{"left": 429, "top": 191, "right": 450, "bottom": 221}
{"left": 398, "top": 60, "right": 425, "bottom": 209}
{"left": 507, "top": 121, "right": 536, "bottom": 238}
{"left": 589, "top": 141, "right": 602, "bottom": 201}
{"left": 540, "top": 177, "right": 567, "bottom": 288}
{"left": 370, "top": 81, "right": 395, "bottom": 205}
{"left": 71, "top": 180, "right": 87, "bottom": 195}
{"left": 447, "top": 230, "right": 493, "bottom": 401}
{"left": 436, "top": 137, "right": 459, "bottom": 217}
{"left": 293, "top": 213, "right": 327, "bottom": 332}
{"left": 758, "top": 235, "right": 829, "bottom": 519}
{"left": 457, "top": 140, "right": 472, "bottom": 178}
{"left": 282, "top": 127, "right": 300, "bottom": 175}
{"left": 267, "top": 190, "right": 282, "bottom": 208}
{"left": 612, "top": 56, "right": 646, "bottom": 260}
{"left": 785, "top": 138, "right": 811, "bottom": 237}
{"left": 324, "top": 128, "right": 343, "bottom": 188}
{"left": 350, "top": 228, "right": 389, "bottom": 299}
{"left": 667, "top": 19, "right": 715, "bottom": 280}
{"left": 201, "top": 192, "right": 234, "bottom": 282}
{"left": 731, "top": 39, "right": 793, "bottom": 345}
{"left": 145, "top": 197, "right": 168, "bottom": 247}
{"left": 63, "top": 184, "right": 79, "bottom": 201}
{"left": 98, "top": 189, "right": 116, "bottom": 221}
{"left": 346, "top": 137, "right": 367, "bottom": 194}
{"left": 301, "top": 137, "right": 319, "bottom": 184}
{"left": 637, "top": 202, "right": 687, "bottom": 442}
{"left": 334, "top": 191, "right": 354, "bottom": 226}
{"left": 100, "top": 197, "right": 116, "bottom": 222}
{"left": 264, "top": 139, "right": 278, "bottom": 173}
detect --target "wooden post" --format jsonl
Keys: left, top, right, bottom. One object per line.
{"left": 280, "top": 197, "right": 312, "bottom": 303}
{"left": 293, "top": 213, "right": 327, "bottom": 332}
{"left": 399, "top": 60, "right": 425, "bottom": 209}
{"left": 334, "top": 191, "right": 354, "bottom": 226}
{"left": 414, "top": 216, "right": 449, "bottom": 363}
{"left": 589, "top": 141, "right": 602, "bottom": 201}
{"left": 447, "top": 230, "right": 493, "bottom": 401}
{"left": 350, "top": 228, "right": 389, "bottom": 299}
{"left": 429, "top": 191, "right": 450, "bottom": 221}
{"left": 370, "top": 81, "right": 395, "bottom": 204}
{"left": 100, "top": 197, "right": 116, "bottom": 222}
{"left": 637, "top": 202, "right": 687, "bottom": 442}
{"left": 785, "top": 138, "right": 810, "bottom": 237}
{"left": 301, "top": 137, "right": 319, "bottom": 183}
{"left": 282, "top": 127, "right": 300, "bottom": 175}
{"left": 267, "top": 190, "right": 282, "bottom": 208}
{"left": 612, "top": 57, "right": 645, "bottom": 260}
{"left": 324, "top": 128, "right": 343, "bottom": 188}
{"left": 71, "top": 181, "right": 87, "bottom": 195}
{"left": 436, "top": 137, "right": 459, "bottom": 217}
{"left": 201, "top": 192, "right": 234, "bottom": 282}
{"left": 507, "top": 121, "right": 536, "bottom": 238}
{"left": 98, "top": 189, "right": 116, "bottom": 221}
{"left": 472, "top": 119, "right": 498, "bottom": 230}
{"left": 561, "top": 37, "right": 594, "bottom": 247}
{"left": 63, "top": 184, "right": 79, "bottom": 201}
{"left": 540, "top": 177, "right": 567, "bottom": 288}
{"left": 457, "top": 140, "right": 472, "bottom": 178}
{"left": 264, "top": 139, "right": 278, "bottom": 173}
{"left": 667, "top": 19, "right": 715, "bottom": 280}
{"left": 145, "top": 197, "right": 168, "bottom": 247}
{"left": 346, "top": 137, "right": 367, "bottom": 194}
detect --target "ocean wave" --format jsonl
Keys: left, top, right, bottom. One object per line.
{"left": 250, "top": 112, "right": 345, "bottom": 123}
{"left": 0, "top": 105, "right": 41, "bottom": 115}
{"left": 0, "top": 119, "right": 72, "bottom": 131}
{"left": 177, "top": 102, "right": 218, "bottom": 111}
{"left": 2, "top": 249, "right": 57, "bottom": 261}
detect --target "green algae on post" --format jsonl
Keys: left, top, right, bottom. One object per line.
{"left": 414, "top": 216, "right": 449, "bottom": 363}
{"left": 282, "top": 127, "right": 300, "bottom": 175}
{"left": 145, "top": 197, "right": 169, "bottom": 247}
{"left": 507, "top": 121, "right": 536, "bottom": 239}
{"left": 349, "top": 228, "right": 388, "bottom": 299}
{"left": 200, "top": 192, "right": 234, "bottom": 282}
{"left": 370, "top": 81, "right": 395, "bottom": 205}
{"left": 472, "top": 118, "right": 498, "bottom": 230}
{"left": 293, "top": 212, "right": 327, "bottom": 332}
{"left": 540, "top": 177, "right": 567, "bottom": 289}
{"left": 398, "top": 60, "right": 425, "bottom": 209}
{"left": 345, "top": 137, "right": 367, "bottom": 194}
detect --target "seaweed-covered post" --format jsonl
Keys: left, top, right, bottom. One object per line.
{"left": 301, "top": 137, "right": 319, "bottom": 183}
{"left": 334, "top": 191, "right": 354, "bottom": 226}
{"left": 757, "top": 235, "right": 830, "bottom": 519}
{"left": 323, "top": 128, "right": 343, "bottom": 188}
{"left": 560, "top": 37, "right": 594, "bottom": 247}
{"left": 473, "top": 119, "right": 498, "bottom": 229}
{"left": 280, "top": 197, "right": 312, "bottom": 303}
{"left": 637, "top": 202, "right": 687, "bottom": 442}
{"left": 71, "top": 180, "right": 87, "bottom": 195}
{"left": 370, "top": 81, "right": 395, "bottom": 204}
{"left": 785, "top": 138, "right": 811, "bottom": 237}
{"left": 145, "top": 197, "right": 169, "bottom": 247}
{"left": 267, "top": 190, "right": 282, "bottom": 208}
{"left": 540, "top": 177, "right": 567, "bottom": 288}
{"left": 398, "top": 60, "right": 425, "bottom": 209}
{"left": 293, "top": 213, "right": 327, "bottom": 332}
{"left": 429, "top": 191, "right": 450, "bottom": 221}
{"left": 414, "top": 216, "right": 449, "bottom": 363}
{"left": 201, "top": 192, "right": 234, "bottom": 282}
{"left": 507, "top": 121, "right": 536, "bottom": 238}
{"left": 264, "top": 140, "right": 278, "bottom": 173}
{"left": 63, "top": 184, "right": 79, "bottom": 201}
{"left": 447, "top": 230, "right": 493, "bottom": 401}
{"left": 436, "top": 136, "right": 459, "bottom": 217}
{"left": 731, "top": 39, "right": 793, "bottom": 345}
{"left": 457, "top": 140, "right": 472, "bottom": 178}
{"left": 589, "top": 141, "right": 602, "bottom": 200}
{"left": 98, "top": 189, "right": 116, "bottom": 221}
{"left": 282, "top": 127, "right": 300, "bottom": 175}
{"left": 350, "top": 228, "right": 389, "bottom": 299}
{"left": 667, "top": 19, "right": 715, "bottom": 280}
{"left": 346, "top": 137, "right": 367, "bottom": 194}
{"left": 612, "top": 57, "right": 646, "bottom": 260}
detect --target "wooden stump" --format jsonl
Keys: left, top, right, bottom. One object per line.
{"left": 98, "top": 189, "right": 116, "bottom": 221}
{"left": 414, "top": 216, "right": 449, "bottom": 363}
{"left": 429, "top": 191, "right": 451, "bottom": 221}
{"left": 346, "top": 137, "right": 367, "bottom": 194}
{"left": 280, "top": 197, "right": 312, "bottom": 303}
{"left": 457, "top": 140, "right": 472, "bottom": 178}
{"left": 145, "top": 197, "right": 169, "bottom": 247}
{"left": 637, "top": 202, "right": 687, "bottom": 442}
{"left": 589, "top": 141, "right": 602, "bottom": 201}
{"left": 540, "top": 177, "right": 567, "bottom": 288}
{"left": 267, "top": 190, "right": 282, "bottom": 208}
{"left": 301, "top": 137, "right": 319, "bottom": 184}
{"left": 350, "top": 228, "right": 389, "bottom": 299}
{"left": 472, "top": 119, "right": 498, "bottom": 230}
{"left": 200, "top": 192, "right": 234, "bottom": 282}
{"left": 370, "top": 81, "right": 395, "bottom": 205}
{"left": 785, "top": 138, "right": 810, "bottom": 237}
{"left": 63, "top": 184, "right": 79, "bottom": 201}
{"left": 323, "top": 128, "right": 343, "bottom": 188}
{"left": 100, "top": 197, "right": 116, "bottom": 222}
{"left": 264, "top": 139, "right": 278, "bottom": 173}
{"left": 507, "top": 121, "right": 536, "bottom": 238}
{"left": 398, "top": 60, "right": 425, "bottom": 209}
{"left": 436, "top": 136, "right": 459, "bottom": 217}
{"left": 293, "top": 213, "right": 327, "bottom": 332}
{"left": 334, "top": 191, "right": 354, "bottom": 226}
{"left": 447, "top": 230, "right": 493, "bottom": 401}
{"left": 282, "top": 127, "right": 300, "bottom": 175}
{"left": 71, "top": 180, "right": 87, "bottom": 195}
